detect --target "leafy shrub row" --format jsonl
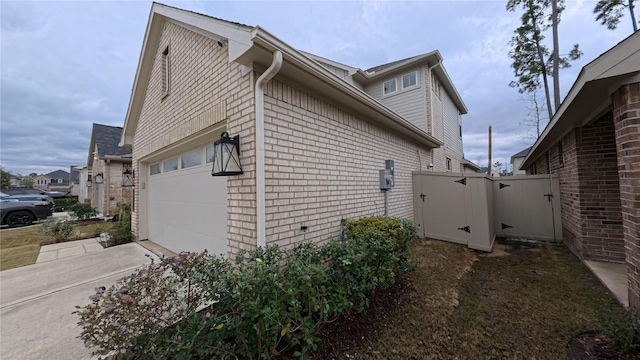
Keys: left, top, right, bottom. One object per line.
{"left": 75, "top": 217, "right": 419, "bottom": 359}
{"left": 53, "top": 197, "right": 79, "bottom": 212}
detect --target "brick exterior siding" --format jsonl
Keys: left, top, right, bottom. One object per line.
{"left": 527, "top": 113, "right": 624, "bottom": 263}
{"left": 612, "top": 83, "right": 640, "bottom": 307}
{"left": 263, "top": 79, "right": 434, "bottom": 248}
{"left": 131, "top": 22, "right": 256, "bottom": 257}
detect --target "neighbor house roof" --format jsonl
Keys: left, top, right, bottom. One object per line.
{"left": 88, "top": 123, "right": 132, "bottom": 167}
{"left": 521, "top": 31, "right": 640, "bottom": 170}
{"left": 120, "top": 2, "right": 447, "bottom": 150}
{"left": 46, "top": 170, "right": 70, "bottom": 183}
{"left": 69, "top": 165, "right": 80, "bottom": 184}
{"left": 462, "top": 158, "right": 481, "bottom": 171}
{"left": 510, "top": 146, "right": 531, "bottom": 164}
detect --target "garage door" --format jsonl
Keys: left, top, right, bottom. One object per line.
{"left": 147, "top": 145, "right": 227, "bottom": 255}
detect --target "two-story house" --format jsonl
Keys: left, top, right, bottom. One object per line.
{"left": 118, "top": 3, "right": 472, "bottom": 257}
{"left": 303, "top": 51, "right": 471, "bottom": 173}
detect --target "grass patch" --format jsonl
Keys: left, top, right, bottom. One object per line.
{"left": 320, "top": 239, "right": 628, "bottom": 359}
{"left": 0, "top": 222, "right": 113, "bottom": 271}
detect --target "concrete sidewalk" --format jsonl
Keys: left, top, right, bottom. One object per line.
{"left": 36, "top": 238, "right": 104, "bottom": 263}
{"left": 0, "top": 243, "right": 158, "bottom": 359}
{"left": 584, "top": 259, "right": 629, "bottom": 307}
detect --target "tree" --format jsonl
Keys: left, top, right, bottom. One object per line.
{"left": 507, "top": 0, "right": 582, "bottom": 118}
{"left": 594, "top": 0, "right": 638, "bottom": 32}
{"left": 519, "top": 91, "right": 549, "bottom": 140}
{"left": 0, "top": 167, "right": 11, "bottom": 189}
{"left": 22, "top": 176, "right": 34, "bottom": 188}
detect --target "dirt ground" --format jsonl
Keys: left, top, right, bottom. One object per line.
{"left": 307, "top": 238, "right": 633, "bottom": 360}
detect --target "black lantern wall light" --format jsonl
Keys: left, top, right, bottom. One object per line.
{"left": 86, "top": 175, "right": 92, "bottom": 187}
{"left": 122, "top": 164, "right": 135, "bottom": 187}
{"left": 211, "top": 132, "right": 243, "bottom": 176}
{"left": 94, "top": 173, "right": 104, "bottom": 184}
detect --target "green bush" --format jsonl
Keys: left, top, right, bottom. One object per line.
{"left": 53, "top": 197, "right": 79, "bottom": 212}
{"left": 597, "top": 306, "right": 640, "bottom": 353}
{"left": 40, "top": 218, "right": 76, "bottom": 242}
{"left": 109, "top": 201, "right": 132, "bottom": 246}
{"left": 75, "top": 217, "right": 419, "bottom": 359}
{"left": 70, "top": 202, "right": 97, "bottom": 220}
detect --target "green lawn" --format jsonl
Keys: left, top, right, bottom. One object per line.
{"left": 0, "top": 222, "right": 113, "bottom": 271}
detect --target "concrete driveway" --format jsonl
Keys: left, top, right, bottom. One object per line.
{"left": 0, "top": 242, "right": 158, "bottom": 359}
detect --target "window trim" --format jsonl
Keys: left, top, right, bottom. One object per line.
{"left": 402, "top": 71, "right": 417, "bottom": 89}
{"left": 383, "top": 79, "right": 397, "bottom": 96}
{"left": 446, "top": 157, "right": 452, "bottom": 171}
{"left": 161, "top": 45, "right": 170, "bottom": 98}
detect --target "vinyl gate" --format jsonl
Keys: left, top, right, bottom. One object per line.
{"left": 413, "top": 172, "right": 562, "bottom": 251}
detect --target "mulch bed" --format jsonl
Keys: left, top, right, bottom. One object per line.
{"left": 567, "top": 331, "right": 640, "bottom": 360}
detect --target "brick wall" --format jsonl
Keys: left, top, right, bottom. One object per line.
{"left": 612, "top": 83, "right": 640, "bottom": 307}
{"left": 525, "top": 113, "right": 624, "bottom": 263}
{"left": 263, "top": 79, "right": 434, "bottom": 248}
{"left": 131, "top": 21, "right": 256, "bottom": 257}
{"left": 578, "top": 113, "right": 624, "bottom": 262}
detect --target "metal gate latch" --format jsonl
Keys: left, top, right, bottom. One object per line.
{"left": 544, "top": 193, "right": 553, "bottom": 202}
{"left": 419, "top": 193, "right": 426, "bottom": 202}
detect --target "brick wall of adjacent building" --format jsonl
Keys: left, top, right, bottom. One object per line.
{"left": 527, "top": 112, "right": 624, "bottom": 263}
{"left": 131, "top": 21, "right": 256, "bottom": 257}
{"left": 90, "top": 159, "right": 133, "bottom": 215}
{"left": 263, "top": 79, "right": 434, "bottom": 248}
{"left": 612, "top": 82, "right": 640, "bottom": 307}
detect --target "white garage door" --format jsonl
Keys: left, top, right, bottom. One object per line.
{"left": 146, "top": 145, "right": 227, "bottom": 255}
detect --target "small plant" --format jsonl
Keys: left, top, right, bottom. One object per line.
{"left": 109, "top": 201, "right": 132, "bottom": 246}
{"left": 70, "top": 202, "right": 97, "bottom": 220}
{"left": 597, "top": 305, "right": 640, "bottom": 353}
{"left": 40, "top": 218, "right": 76, "bottom": 242}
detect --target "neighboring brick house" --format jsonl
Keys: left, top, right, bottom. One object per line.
{"left": 520, "top": 32, "right": 640, "bottom": 306}
{"left": 119, "top": 3, "right": 469, "bottom": 257}
{"left": 34, "top": 170, "right": 71, "bottom": 192}
{"left": 87, "top": 123, "right": 134, "bottom": 216}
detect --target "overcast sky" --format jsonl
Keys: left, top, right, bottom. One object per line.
{"left": 0, "top": 0, "right": 633, "bottom": 175}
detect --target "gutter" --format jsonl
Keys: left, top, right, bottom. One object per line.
{"left": 250, "top": 27, "right": 443, "bottom": 148}
{"left": 255, "top": 50, "right": 283, "bottom": 248}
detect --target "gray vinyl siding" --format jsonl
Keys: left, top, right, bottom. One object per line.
{"left": 362, "top": 67, "right": 427, "bottom": 132}
{"left": 315, "top": 60, "right": 363, "bottom": 89}
{"left": 442, "top": 88, "right": 463, "bottom": 158}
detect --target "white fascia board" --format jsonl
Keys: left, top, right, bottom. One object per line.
{"left": 520, "top": 32, "right": 640, "bottom": 170}
{"left": 251, "top": 27, "right": 443, "bottom": 148}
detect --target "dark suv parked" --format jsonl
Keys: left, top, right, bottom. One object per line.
{"left": 2, "top": 187, "right": 69, "bottom": 199}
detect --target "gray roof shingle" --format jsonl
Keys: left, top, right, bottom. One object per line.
{"left": 93, "top": 123, "right": 132, "bottom": 158}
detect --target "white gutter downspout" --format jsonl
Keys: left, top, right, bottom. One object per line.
{"left": 105, "top": 159, "right": 111, "bottom": 216}
{"left": 427, "top": 60, "right": 441, "bottom": 166}
{"left": 255, "top": 50, "right": 283, "bottom": 248}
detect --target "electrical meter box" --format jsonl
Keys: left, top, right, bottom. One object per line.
{"left": 379, "top": 160, "right": 395, "bottom": 189}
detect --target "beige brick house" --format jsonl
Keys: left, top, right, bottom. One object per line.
{"left": 119, "top": 3, "right": 469, "bottom": 257}
{"left": 87, "top": 123, "right": 134, "bottom": 216}
{"left": 521, "top": 32, "right": 640, "bottom": 306}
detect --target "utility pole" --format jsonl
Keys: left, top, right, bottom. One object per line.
{"left": 488, "top": 126, "right": 492, "bottom": 175}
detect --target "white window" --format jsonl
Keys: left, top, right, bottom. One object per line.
{"left": 383, "top": 79, "right": 397, "bottom": 95}
{"left": 206, "top": 145, "right": 215, "bottom": 164}
{"left": 162, "top": 46, "right": 170, "bottom": 95}
{"left": 163, "top": 157, "right": 178, "bottom": 172}
{"left": 446, "top": 158, "right": 452, "bottom": 171}
{"left": 458, "top": 114, "right": 462, "bottom": 138}
{"left": 181, "top": 150, "right": 201, "bottom": 169}
{"left": 402, "top": 72, "right": 417, "bottom": 88}
{"left": 150, "top": 163, "right": 161, "bottom": 175}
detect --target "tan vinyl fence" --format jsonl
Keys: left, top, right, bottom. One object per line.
{"left": 412, "top": 172, "right": 562, "bottom": 252}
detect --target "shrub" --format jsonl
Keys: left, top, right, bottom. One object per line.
{"left": 109, "top": 201, "right": 132, "bottom": 246}
{"left": 70, "top": 202, "right": 97, "bottom": 220}
{"left": 597, "top": 306, "right": 640, "bottom": 353}
{"left": 75, "top": 217, "right": 420, "bottom": 359}
{"left": 53, "top": 197, "right": 79, "bottom": 212}
{"left": 40, "top": 218, "right": 76, "bottom": 242}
